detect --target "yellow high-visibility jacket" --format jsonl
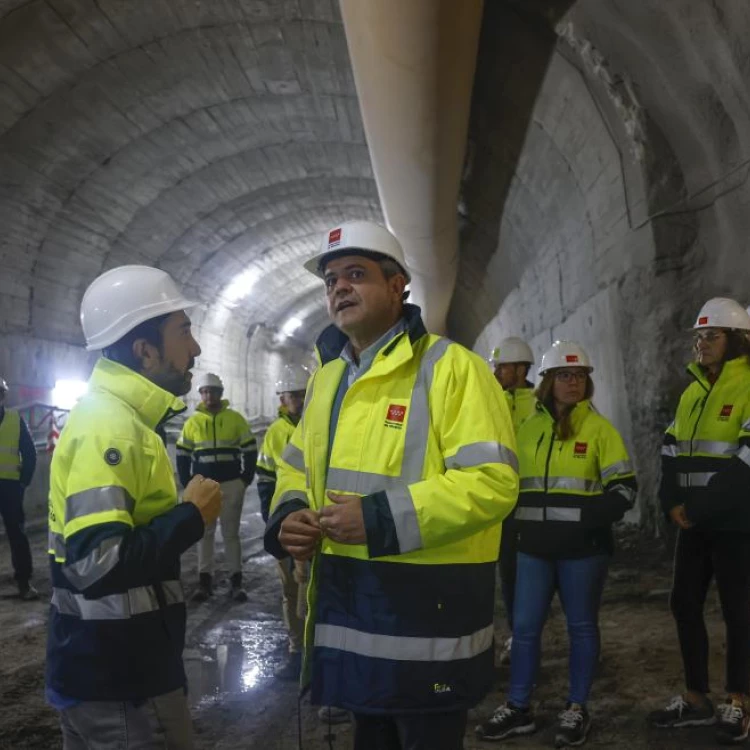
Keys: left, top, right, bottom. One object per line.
{"left": 506, "top": 385, "right": 537, "bottom": 432}
{"left": 257, "top": 409, "right": 296, "bottom": 522}
{"left": 264, "top": 305, "right": 519, "bottom": 714}
{"left": 46, "top": 358, "right": 205, "bottom": 701}
{"left": 514, "top": 400, "right": 637, "bottom": 559}
{"left": 176, "top": 400, "right": 257, "bottom": 487}
{"left": 660, "top": 357, "right": 750, "bottom": 530}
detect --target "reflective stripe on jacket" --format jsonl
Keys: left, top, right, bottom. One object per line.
{"left": 660, "top": 357, "right": 750, "bottom": 530}
{"left": 514, "top": 400, "right": 637, "bottom": 559}
{"left": 46, "top": 358, "right": 205, "bottom": 701}
{"left": 264, "top": 305, "right": 519, "bottom": 714}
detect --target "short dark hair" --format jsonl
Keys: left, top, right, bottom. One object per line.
{"left": 102, "top": 313, "right": 170, "bottom": 372}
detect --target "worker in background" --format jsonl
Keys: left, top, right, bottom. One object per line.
{"left": 649, "top": 298, "right": 750, "bottom": 745}
{"left": 46, "top": 265, "right": 222, "bottom": 749}
{"left": 264, "top": 220, "right": 519, "bottom": 750}
{"left": 0, "top": 377, "right": 38, "bottom": 600}
{"left": 476, "top": 341, "right": 637, "bottom": 748}
{"left": 257, "top": 364, "right": 311, "bottom": 683}
{"left": 177, "top": 373, "right": 257, "bottom": 603}
{"left": 489, "top": 337, "right": 537, "bottom": 666}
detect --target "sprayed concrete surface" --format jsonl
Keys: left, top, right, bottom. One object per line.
{"left": 0, "top": 496, "right": 731, "bottom": 749}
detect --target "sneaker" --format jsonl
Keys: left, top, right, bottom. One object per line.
{"left": 716, "top": 696, "right": 750, "bottom": 744}
{"left": 191, "top": 573, "right": 212, "bottom": 603}
{"left": 555, "top": 703, "right": 591, "bottom": 748}
{"left": 230, "top": 573, "right": 248, "bottom": 603}
{"left": 17, "top": 582, "right": 39, "bottom": 601}
{"left": 274, "top": 652, "right": 302, "bottom": 682}
{"left": 317, "top": 706, "right": 351, "bottom": 724}
{"left": 499, "top": 636, "right": 513, "bottom": 666}
{"left": 648, "top": 695, "right": 716, "bottom": 728}
{"left": 475, "top": 702, "right": 536, "bottom": 741}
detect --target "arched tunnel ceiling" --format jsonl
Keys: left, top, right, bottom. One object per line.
{"left": 0, "top": 0, "right": 379, "bottom": 353}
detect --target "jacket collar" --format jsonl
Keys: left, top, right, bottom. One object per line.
{"left": 688, "top": 356, "right": 750, "bottom": 391}
{"left": 197, "top": 399, "right": 230, "bottom": 415}
{"left": 315, "top": 303, "right": 428, "bottom": 367}
{"left": 90, "top": 358, "right": 187, "bottom": 430}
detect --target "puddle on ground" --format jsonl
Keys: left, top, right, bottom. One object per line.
{"left": 185, "top": 617, "right": 289, "bottom": 708}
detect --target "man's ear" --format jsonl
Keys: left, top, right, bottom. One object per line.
{"left": 131, "top": 338, "right": 160, "bottom": 373}
{"left": 390, "top": 273, "right": 407, "bottom": 300}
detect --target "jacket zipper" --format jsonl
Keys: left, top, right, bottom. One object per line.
{"left": 543, "top": 429, "right": 555, "bottom": 501}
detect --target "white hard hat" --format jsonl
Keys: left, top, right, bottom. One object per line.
{"left": 489, "top": 337, "right": 534, "bottom": 365}
{"left": 538, "top": 340, "right": 593, "bottom": 375}
{"left": 81, "top": 265, "right": 197, "bottom": 351}
{"left": 693, "top": 298, "right": 750, "bottom": 331}
{"left": 304, "top": 220, "right": 411, "bottom": 282}
{"left": 196, "top": 373, "right": 223, "bottom": 391}
{"left": 275, "top": 364, "right": 310, "bottom": 394}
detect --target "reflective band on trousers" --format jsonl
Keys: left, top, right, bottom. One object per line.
{"left": 51, "top": 580, "right": 184, "bottom": 620}
{"left": 677, "top": 472, "right": 716, "bottom": 488}
{"left": 677, "top": 440, "right": 738, "bottom": 456}
{"left": 519, "top": 476, "right": 603, "bottom": 493}
{"left": 314, "top": 622, "right": 493, "bottom": 662}
{"left": 515, "top": 506, "right": 582, "bottom": 522}
{"left": 66, "top": 486, "right": 136, "bottom": 524}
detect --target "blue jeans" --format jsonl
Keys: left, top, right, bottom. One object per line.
{"left": 508, "top": 553, "right": 608, "bottom": 708}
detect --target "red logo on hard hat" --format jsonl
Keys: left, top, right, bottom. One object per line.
{"left": 698, "top": 316, "right": 708, "bottom": 325}
{"left": 328, "top": 228, "right": 342, "bottom": 249}
{"left": 565, "top": 355, "right": 579, "bottom": 363}
{"left": 720, "top": 404, "right": 734, "bottom": 420}
{"left": 574, "top": 442, "right": 588, "bottom": 457}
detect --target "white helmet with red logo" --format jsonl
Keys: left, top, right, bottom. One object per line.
{"left": 693, "top": 298, "right": 750, "bottom": 331}
{"left": 304, "top": 220, "right": 411, "bottom": 282}
{"left": 538, "top": 341, "right": 593, "bottom": 375}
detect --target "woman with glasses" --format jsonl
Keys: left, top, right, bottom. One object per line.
{"left": 476, "top": 341, "right": 637, "bottom": 747}
{"left": 649, "top": 298, "right": 750, "bottom": 745}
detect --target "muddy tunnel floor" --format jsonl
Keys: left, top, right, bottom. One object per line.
{"left": 0, "top": 497, "right": 734, "bottom": 749}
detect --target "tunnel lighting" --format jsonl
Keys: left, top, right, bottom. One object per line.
{"left": 280, "top": 316, "right": 302, "bottom": 337}
{"left": 223, "top": 267, "right": 262, "bottom": 303}
{"left": 52, "top": 379, "right": 88, "bottom": 410}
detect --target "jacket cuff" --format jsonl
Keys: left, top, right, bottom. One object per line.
{"left": 263, "top": 499, "right": 308, "bottom": 559}
{"left": 363, "top": 491, "right": 401, "bottom": 558}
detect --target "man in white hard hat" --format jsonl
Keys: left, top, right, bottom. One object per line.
{"left": 257, "top": 364, "right": 310, "bottom": 682}
{"left": 488, "top": 337, "right": 537, "bottom": 667}
{"left": 264, "top": 220, "right": 519, "bottom": 748}
{"left": 46, "top": 265, "right": 222, "bottom": 750}
{"left": 0, "top": 377, "right": 39, "bottom": 600}
{"left": 177, "top": 373, "right": 257, "bottom": 603}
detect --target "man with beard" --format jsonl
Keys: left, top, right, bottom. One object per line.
{"left": 46, "top": 265, "right": 222, "bottom": 749}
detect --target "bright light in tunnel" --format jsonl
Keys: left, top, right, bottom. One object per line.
{"left": 280, "top": 316, "right": 302, "bottom": 338}
{"left": 222, "top": 267, "right": 262, "bottom": 303}
{"left": 52, "top": 379, "right": 88, "bottom": 410}
{"left": 242, "top": 664, "right": 260, "bottom": 690}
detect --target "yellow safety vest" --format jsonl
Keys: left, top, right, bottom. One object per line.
{"left": 269, "top": 308, "right": 518, "bottom": 712}
{"left": 0, "top": 409, "right": 21, "bottom": 481}
{"left": 506, "top": 386, "right": 537, "bottom": 432}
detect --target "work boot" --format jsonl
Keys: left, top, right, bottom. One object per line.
{"left": 230, "top": 572, "right": 248, "bottom": 603}
{"left": 475, "top": 702, "right": 537, "bottom": 741}
{"left": 192, "top": 573, "right": 212, "bottom": 603}
{"left": 648, "top": 694, "right": 716, "bottom": 728}
{"left": 716, "top": 695, "right": 750, "bottom": 744}
{"left": 317, "top": 706, "right": 351, "bottom": 725}
{"left": 18, "top": 581, "right": 39, "bottom": 601}
{"left": 555, "top": 703, "right": 591, "bottom": 747}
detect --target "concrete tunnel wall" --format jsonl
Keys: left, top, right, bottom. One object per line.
{"left": 2, "top": 0, "right": 750, "bottom": 530}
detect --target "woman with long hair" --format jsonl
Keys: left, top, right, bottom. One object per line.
{"left": 476, "top": 340, "right": 637, "bottom": 748}
{"left": 649, "top": 298, "right": 750, "bottom": 745}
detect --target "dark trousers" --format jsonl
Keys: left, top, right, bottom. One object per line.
{"left": 0, "top": 480, "right": 32, "bottom": 583}
{"left": 353, "top": 712, "right": 467, "bottom": 750}
{"left": 499, "top": 522, "right": 518, "bottom": 629}
{"left": 670, "top": 528, "right": 750, "bottom": 695}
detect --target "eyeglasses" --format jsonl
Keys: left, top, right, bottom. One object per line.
{"left": 693, "top": 331, "right": 725, "bottom": 345}
{"left": 554, "top": 370, "right": 588, "bottom": 383}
